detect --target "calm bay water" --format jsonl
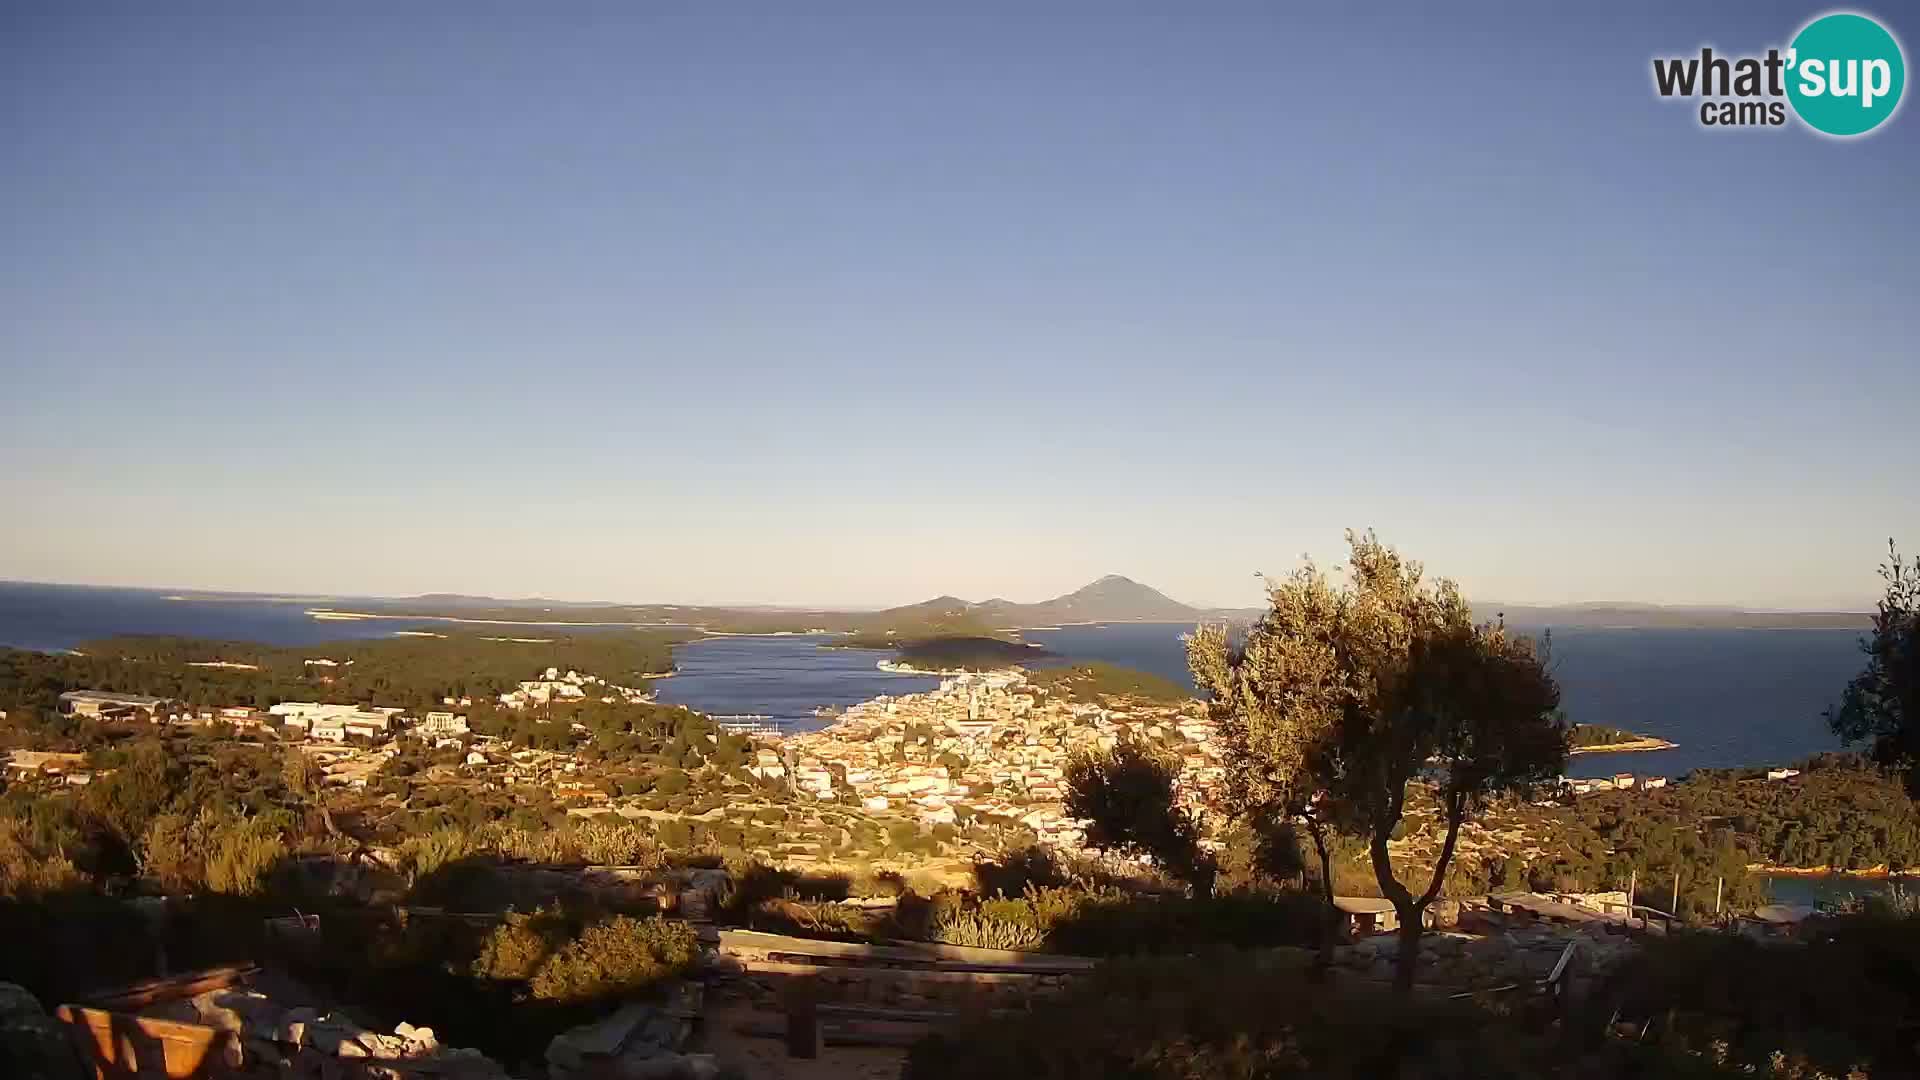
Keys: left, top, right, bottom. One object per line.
{"left": 652, "top": 637, "right": 940, "bottom": 725}
{"left": 650, "top": 624, "right": 1206, "bottom": 728}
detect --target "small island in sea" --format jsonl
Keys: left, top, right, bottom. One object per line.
{"left": 1569, "top": 722, "right": 1678, "bottom": 754}
{"left": 877, "top": 635, "right": 1046, "bottom": 674}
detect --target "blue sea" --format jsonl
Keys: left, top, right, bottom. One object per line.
{"left": 0, "top": 582, "right": 448, "bottom": 651}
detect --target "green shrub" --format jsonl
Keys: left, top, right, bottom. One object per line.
{"left": 202, "top": 815, "right": 286, "bottom": 896}
{"left": 401, "top": 825, "right": 486, "bottom": 882}
{"left": 0, "top": 814, "right": 87, "bottom": 899}
{"left": 929, "top": 904, "right": 1045, "bottom": 951}
{"left": 923, "top": 885, "right": 1323, "bottom": 956}
{"left": 527, "top": 916, "right": 697, "bottom": 1003}
{"left": 904, "top": 952, "right": 1721, "bottom": 1079}
{"left": 470, "top": 907, "right": 568, "bottom": 982}
{"left": 139, "top": 812, "right": 199, "bottom": 893}
{"left": 136, "top": 807, "right": 286, "bottom": 897}
{"left": 559, "top": 820, "right": 662, "bottom": 866}
{"left": 749, "top": 897, "right": 873, "bottom": 940}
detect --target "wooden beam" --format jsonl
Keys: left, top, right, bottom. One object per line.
{"left": 745, "top": 959, "right": 1049, "bottom": 985}
{"left": 75, "top": 966, "right": 258, "bottom": 1012}
{"left": 718, "top": 929, "right": 1095, "bottom": 972}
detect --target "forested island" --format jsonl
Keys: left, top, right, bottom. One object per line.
{"left": 883, "top": 636, "right": 1044, "bottom": 672}
{"left": 1568, "top": 723, "right": 1679, "bottom": 754}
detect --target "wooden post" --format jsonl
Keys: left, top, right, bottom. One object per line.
{"left": 1672, "top": 871, "right": 1681, "bottom": 922}
{"left": 784, "top": 975, "right": 820, "bottom": 1060}
{"left": 1627, "top": 870, "right": 1637, "bottom": 928}
{"left": 1715, "top": 877, "right": 1724, "bottom": 918}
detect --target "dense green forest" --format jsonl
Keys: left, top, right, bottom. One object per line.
{"left": 0, "top": 630, "right": 685, "bottom": 723}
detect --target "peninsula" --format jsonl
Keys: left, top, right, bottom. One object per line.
{"left": 1568, "top": 723, "right": 1678, "bottom": 754}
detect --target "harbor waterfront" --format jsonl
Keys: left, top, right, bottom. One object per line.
{"left": 653, "top": 621, "right": 1868, "bottom": 778}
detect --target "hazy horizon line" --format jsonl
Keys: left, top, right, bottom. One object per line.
{"left": 0, "top": 575, "right": 1877, "bottom": 617}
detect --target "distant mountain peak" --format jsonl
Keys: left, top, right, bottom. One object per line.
{"left": 1001, "top": 575, "right": 1199, "bottom": 623}
{"left": 879, "top": 575, "right": 1205, "bottom": 627}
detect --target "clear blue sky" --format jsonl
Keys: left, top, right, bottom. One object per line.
{"left": 3, "top": 3, "right": 1914, "bottom": 610}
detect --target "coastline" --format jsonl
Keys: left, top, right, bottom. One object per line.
{"left": 1569, "top": 737, "right": 1678, "bottom": 755}
{"left": 1749, "top": 862, "right": 1919, "bottom": 880}
{"left": 306, "top": 609, "right": 683, "bottom": 629}
{"left": 692, "top": 629, "right": 832, "bottom": 638}
{"left": 877, "top": 660, "right": 1024, "bottom": 677}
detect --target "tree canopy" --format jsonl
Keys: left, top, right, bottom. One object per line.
{"left": 1064, "top": 739, "right": 1212, "bottom": 893}
{"left": 1828, "top": 540, "right": 1920, "bottom": 798}
{"left": 1187, "top": 531, "right": 1565, "bottom": 991}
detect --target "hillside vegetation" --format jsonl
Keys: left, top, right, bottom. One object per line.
{"left": 0, "top": 631, "right": 684, "bottom": 718}
{"left": 1353, "top": 755, "right": 1920, "bottom": 922}
{"left": 1028, "top": 662, "right": 1191, "bottom": 704}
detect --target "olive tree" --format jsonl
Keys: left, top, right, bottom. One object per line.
{"left": 1829, "top": 540, "right": 1920, "bottom": 798}
{"left": 1189, "top": 531, "right": 1565, "bottom": 993}
{"left": 1188, "top": 615, "right": 1352, "bottom": 953}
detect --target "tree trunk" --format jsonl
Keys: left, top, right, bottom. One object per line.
{"left": 1368, "top": 826, "right": 1422, "bottom": 996}
{"left": 1310, "top": 821, "right": 1337, "bottom": 909}
{"left": 1308, "top": 819, "right": 1338, "bottom": 978}
{"left": 1394, "top": 916, "right": 1423, "bottom": 995}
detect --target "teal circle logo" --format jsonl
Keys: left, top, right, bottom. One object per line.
{"left": 1786, "top": 12, "right": 1906, "bottom": 136}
